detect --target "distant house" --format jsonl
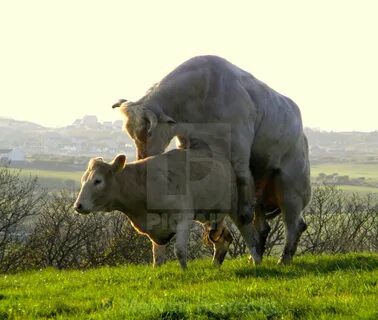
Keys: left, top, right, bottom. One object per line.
{"left": 82, "top": 115, "right": 99, "bottom": 127}
{"left": 103, "top": 121, "right": 113, "bottom": 129}
{"left": 72, "top": 119, "right": 82, "bottom": 127}
{"left": 113, "top": 120, "right": 123, "bottom": 129}
{"left": 0, "top": 148, "right": 25, "bottom": 162}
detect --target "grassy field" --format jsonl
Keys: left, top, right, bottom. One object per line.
{"left": 311, "top": 163, "right": 378, "bottom": 183}
{"left": 7, "top": 168, "right": 82, "bottom": 189}
{"left": 311, "top": 162, "right": 378, "bottom": 193}
{"left": 0, "top": 253, "right": 377, "bottom": 319}
{"left": 4, "top": 162, "right": 378, "bottom": 193}
{"left": 335, "top": 185, "right": 378, "bottom": 193}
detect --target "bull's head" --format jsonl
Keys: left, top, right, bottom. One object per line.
{"left": 73, "top": 155, "right": 126, "bottom": 214}
{"left": 112, "top": 99, "right": 176, "bottom": 159}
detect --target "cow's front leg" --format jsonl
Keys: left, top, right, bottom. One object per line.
{"left": 174, "top": 212, "right": 194, "bottom": 270}
{"left": 152, "top": 242, "right": 167, "bottom": 267}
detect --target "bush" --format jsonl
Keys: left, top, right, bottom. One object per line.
{"left": 16, "top": 190, "right": 152, "bottom": 271}
{"left": 1, "top": 165, "right": 377, "bottom": 273}
{"left": 301, "top": 185, "right": 378, "bottom": 253}
{"left": 225, "top": 185, "right": 378, "bottom": 258}
{"left": 0, "top": 167, "right": 44, "bottom": 272}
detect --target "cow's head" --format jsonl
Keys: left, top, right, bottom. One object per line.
{"left": 74, "top": 155, "right": 126, "bottom": 214}
{"left": 112, "top": 99, "right": 176, "bottom": 159}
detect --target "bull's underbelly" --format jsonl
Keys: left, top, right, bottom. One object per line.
{"left": 255, "top": 175, "right": 280, "bottom": 212}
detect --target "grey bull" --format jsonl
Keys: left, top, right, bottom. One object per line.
{"left": 73, "top": 149, "right": 259, "bottom": 269}
{"left": 113, "top": 55, "right": 311, "bottom": 264}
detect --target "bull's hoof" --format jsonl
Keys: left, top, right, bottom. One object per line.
{"left": 248, "top": 254, "right": 262, "bottom": 266}
{"left": 278, "top": 255, "right": 292, "bottom": 265}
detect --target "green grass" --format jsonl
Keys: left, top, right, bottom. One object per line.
{"left": 5, "top": 162, "right": 378, "bottom": 192}
{"left": 336, "top": 185, "right": 378, "bottom": 193}
{"left": 8, "top": 168, "right": 82, "bottom": 181}
{"left": 0, "top": 253, "right": 377, "bottom": 319}
{"left": 7, "top": 168, "right": 82, "bottom": 189}
{"left": 311, "top": 162, "right": 378, "bottom": 193}
{"left": 311, "top": 163, "right": 378, "bottom": 182}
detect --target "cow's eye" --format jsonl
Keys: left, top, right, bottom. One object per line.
{"left": 93, "top": 179, "right": 102, "bottom": 186}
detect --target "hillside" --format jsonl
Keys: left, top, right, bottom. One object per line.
{"left": 1, "top": 117, "right": 377, "bottom": 162}
{"left": 0, "top": 116, "right": 134, "bottom": 159}
{"left": 0, "top": 253, "right": 377, "bottom": 319}
{"left": 305, "top": 128, "right": 378, "bottom": 163}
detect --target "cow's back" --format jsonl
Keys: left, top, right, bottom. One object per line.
{"left": 145, "top": 149, "right": 237, "bottom": 213}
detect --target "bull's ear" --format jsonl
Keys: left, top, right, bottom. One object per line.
{"left": 158, "top": 112, "right": 176, "bottom": 124}
{"left": 112, "top": 99, "right": 128, "bottom": 109}
{"left": 110, "top": 154, "right": 127, "bottom": 173}
{"left": 144, "top": 109, "right": 158, "bottom": 137}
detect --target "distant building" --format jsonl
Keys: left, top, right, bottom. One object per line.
{"left": 103, "top": 121, "right": 113, "bottom": 129}
{"left": 72, "top": 119, "right": 82, "bottom": 127}
{"left": 0, "top": 148, "right": 25, "bottom": 162}
{"left": 82, "top": 115, "right": 98, "bottom": 127}
{"left": 113, "top": 120, "right": 123, "bottom": 129}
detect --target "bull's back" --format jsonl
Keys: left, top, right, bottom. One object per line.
{"left": 151, "top": 55, "right": 307, "bottom": 170}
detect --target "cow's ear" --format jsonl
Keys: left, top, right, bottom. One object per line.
{"left": 111, "top": 154, "right": 127, "bottom": 173}
{"left": 158, "top": 112, "right": 176, "bottom": 124}
{"left": 88, "top": 157, "right": 103, "bottom": 169}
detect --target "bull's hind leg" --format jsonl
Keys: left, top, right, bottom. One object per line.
{"left": 230, "top": 219, "right": 261, "bottom": 265}
{"left": 253, "top": 205, "right": 271, "bottom": 259}
{"left": 278, "top": 193, "right": 307, "bottom": 265}
{"left": 231, "top": 132, "right": 256, "bottom": 226}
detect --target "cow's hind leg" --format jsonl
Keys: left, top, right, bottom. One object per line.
{"left": 206, "top": 219, "right": 233, "bottom": 266}
{"left": 152, "top": 242, "right": 167, "bottom": 267}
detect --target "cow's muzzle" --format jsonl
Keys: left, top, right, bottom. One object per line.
{"left": 73, "top": 202, "right": 91, "bottom": 214}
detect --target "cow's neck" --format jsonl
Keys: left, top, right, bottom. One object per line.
{"left": 111, "top": 162, "right": 147, "bottom": 213}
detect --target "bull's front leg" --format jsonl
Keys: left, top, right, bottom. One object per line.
{"left": 152, "top": 242, "right": 167, "bottom": 267}
{"left": 174, "top": 211, "right": 194, "bottom": 270}
{"left": 236, "top": 175, "right": 255, "bottom": 225}
{"left": 230, "top": 129, "right": 256, "bottom": 225}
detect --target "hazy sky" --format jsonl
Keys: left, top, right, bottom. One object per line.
{"left": 0, "top": 1, "right": 377, "bottom": 131}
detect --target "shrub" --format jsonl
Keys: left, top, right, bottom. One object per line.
{"left": 1, "top": 165, "right": 377, "bottom": 273}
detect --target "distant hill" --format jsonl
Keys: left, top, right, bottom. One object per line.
{"left": 0, "top": 117, "right": 377, "bottom": 163}
{"left": 0, "top": 116, "right": 134, "bottom": 159}
{"left": 305, "top": 128, "right": 378, "bottom": 163}
{"left": 0, "top": 117, "right": 46, "bottom": 130}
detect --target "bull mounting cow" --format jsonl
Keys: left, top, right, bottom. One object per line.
{"left": 112, "top": 55, "right": 311, "bottom": 265}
